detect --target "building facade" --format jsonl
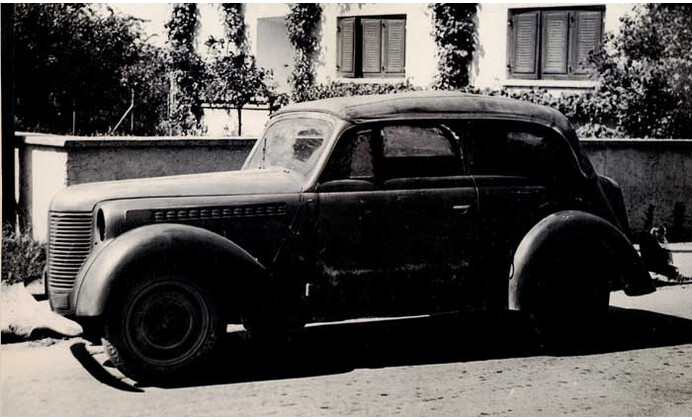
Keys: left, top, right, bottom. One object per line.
{"left": 241, "top": 3, "right": 633, "bottom": 93}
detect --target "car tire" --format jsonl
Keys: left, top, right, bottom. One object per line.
{"left": 103, "top": 273, "right": 223, "bottom": 383}
{"left": 526, "top": 243, "right": 611, "bottom": 349}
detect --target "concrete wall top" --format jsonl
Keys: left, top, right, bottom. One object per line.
{"left": 580, "top": 138, "right": 692, "bottom": 147}
{"left": 16, "top": 133, "right": 257, "bottom": 149}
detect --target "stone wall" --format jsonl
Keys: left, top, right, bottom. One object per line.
{"left": 582, "top": 139, "right": 692, "bottom": 242}
{"left": 15, "top": 134, "right": 692, "bottom": 242}
{"left": 16, "top": 134, "right": 255, "bottom": 241}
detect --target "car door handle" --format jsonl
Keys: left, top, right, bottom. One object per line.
{"left": 452, "top": 204, "right": 472, "bottom": 215}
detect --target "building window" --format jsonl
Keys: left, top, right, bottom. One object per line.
{"left": 337, "top": 16, "right": 406, "bottom": 78}
{"left": 507, "top": 7, "right": 604, "bottom": 80}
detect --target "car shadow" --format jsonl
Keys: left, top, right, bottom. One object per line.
{"left": 69, "top": 306, "right": 692, "bottom": 391}
{"left": 133, "top": 306, "right": 692, "bottom": 389}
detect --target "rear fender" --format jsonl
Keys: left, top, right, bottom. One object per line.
{"left": 72, "top": 223, "right": 265, "bottom": 317}
{"left": 509, "top": 210, "right": 655, "bottom": 311}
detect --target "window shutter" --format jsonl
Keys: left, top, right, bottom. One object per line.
{"left": 361, "top": 18, "right": 382, "bottom": 74}
{"left": 383, "top": 19, "right": 405, "bottom": 74}
{"left": 337, "top": 17, "right": 356, "bottom": 77}
{"left": 541, "top": 11, "right": 570, "bottom": 75}
{"left": 510, "top": 11, "right": 539, "bottom": 78}
{"left": 572, "top": 10, "right": 602, "bottom": 75}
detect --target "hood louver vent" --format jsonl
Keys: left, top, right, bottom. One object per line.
{"left": 153, "top": 203, "right": 287, "bottom": 222}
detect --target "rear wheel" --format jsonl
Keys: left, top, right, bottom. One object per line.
{"left": 526, "top": 243, "right": 611, "bottom": 348}
{"left": 103, "top": 274, "right": 223, "bottom": 383}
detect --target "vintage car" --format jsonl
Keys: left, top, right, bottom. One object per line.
{"left": 47, "top": 91, "right": 655, "bottom": 382}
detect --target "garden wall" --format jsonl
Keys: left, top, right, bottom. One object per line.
{"left": 15, "top": 134, "right": 255, "bottom": 241}
{"left": 15, "top": 134, "right": 692, "bottom": 243}
{"left": 582, "top": 139, "right": 692, "bottom": 242}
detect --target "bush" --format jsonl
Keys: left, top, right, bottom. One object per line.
{"left": 453, "top": 87, "right": 622, "bottom": 138}
{"left": 297, "top": 80, "right": 420, "bottom": 102}
{"left": 288, "top": 81, "right": 619, "bottom": 137}
{"left": 1, "top": 226, "right": 46, "bottom": 286}
{"left": 588, "top": 4, "right": 692, "bottom": 138}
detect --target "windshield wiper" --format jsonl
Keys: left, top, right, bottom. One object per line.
{"left": 260, "top": 136, "right": 267, "bottom": 169}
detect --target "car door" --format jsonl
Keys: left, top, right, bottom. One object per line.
{"left": 313, "top": 122, "right": 480, "bottom": 316}
{"left": 375, "top": 123, "right": 479, "bottom": 313}
{"left": 312, "top": 128, "right": 386, "bottom": 315}
{"left": 461, "top": 120, "right": 571, "bottom": 309}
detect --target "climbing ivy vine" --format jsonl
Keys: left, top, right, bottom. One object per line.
{"left": 165, "top": 3, "right": 204, "bottom": 135}
{"left": 285, "top": 3, "right": 322, "bottom": 102}
{"left": 220, "top": 3, "right": 247, "bottom": 53}
{"left": 430, "top": 3, "right": 477, "bottom": 90}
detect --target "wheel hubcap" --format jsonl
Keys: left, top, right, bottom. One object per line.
{"left": 125, "top": 281, "right": 210, "bottom": 367}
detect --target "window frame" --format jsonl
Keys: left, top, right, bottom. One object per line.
{"left": 337, "top": 15, "right": 407, "bottom": 79}
{"left": 506, "top": 5, "right": 604, "bottom": 81}
{"left": 376, "top": 122, "right": 467, "bottom": 180}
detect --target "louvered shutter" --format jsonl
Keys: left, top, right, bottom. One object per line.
{"left": 541, "top": 11, "right": 569, "bottom": 75}
{"left": 383, "top": 19, "right": 405, "bottom": 74}
{"left": 572, "top": 10, "right": 603, "bottom": 75}
{"left": 361, "top": 18, "right": 382, "bottom": 74}
{"left": 510, "top": 11, "right": 539, "bottom": 78}
{"left": 337, "top": 17, "right": 356, "bottom": 77}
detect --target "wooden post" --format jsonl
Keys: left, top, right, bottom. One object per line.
{"left": 237, "top": 107, "right": 242, "bottom": 136}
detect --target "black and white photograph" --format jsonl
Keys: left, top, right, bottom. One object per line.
{"left": 1, "top": 2, "right": 691, "bottom": 416}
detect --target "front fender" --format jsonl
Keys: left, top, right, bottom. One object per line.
{"left": 509, "top": 210, "right": 655, "bottom": 311}
{"left": 72, "top": 223, "right": 265, "bottom": 317}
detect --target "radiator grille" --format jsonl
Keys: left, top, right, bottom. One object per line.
{"left": 48, "top": 212, "right": 93, "bottom": 295}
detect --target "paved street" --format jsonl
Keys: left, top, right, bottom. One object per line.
{"left": 2, "top": 280, "right": 691, "bottom": 416}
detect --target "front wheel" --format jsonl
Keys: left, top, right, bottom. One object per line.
{"left": 103, "top": 275, "right": 223, "bottom": 383}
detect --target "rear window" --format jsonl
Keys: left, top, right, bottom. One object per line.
{"left": 464, "top": 121, "right": 568, "bottom": 180}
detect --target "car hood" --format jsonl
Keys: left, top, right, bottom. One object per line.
{"left": 50, "top": 168, "right": 304, "bottom": 212}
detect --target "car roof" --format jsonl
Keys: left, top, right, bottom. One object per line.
{"left": 273, "top": 91, "right": 572, "bottom": 132}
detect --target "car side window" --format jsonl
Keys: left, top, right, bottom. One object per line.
{"left": 464, "top": 121, "right": 567, "bottom": 180}
{"left": 321, "top": 130, "right": 375, "bottom": 182}
{"left": 380, "top": 124, "right": 464, "bottom": 179}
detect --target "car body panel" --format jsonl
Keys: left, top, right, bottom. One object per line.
{"left": 509, "top": 210, "right": 656, "bottom": 312}
{"left": 71, "top": 223, "right": 266, "bottom": 317}
{"left": 46, "top": 92, "right": 654, "bottom": 323}
{"left": 50, "top": 168, "right": 305, "bottom": 213}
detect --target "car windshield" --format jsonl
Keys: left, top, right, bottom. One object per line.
{"left": 244, "top": 118, "right": 334, "bottom": 178}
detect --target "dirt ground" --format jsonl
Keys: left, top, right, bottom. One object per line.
{"left": 2, "top": 281, "right": 691, "bottom": 416}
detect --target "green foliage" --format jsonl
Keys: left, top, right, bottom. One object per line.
{"left": 588, "top": 4, "right": 692, "bottom": 138}
{"left": 291, "top": 81, "right": 616, "bottom": 138}
{"left": 204, "top": 50, "right": 276, "bottom": 134}
{"left": 455, "top": 86, "right": 622, "bottom": 138}
{"left": 296, "top": 80, "right": 420, "bottom": 102}
{"left": 204, "top": 5, "right": 281, "bottom": 134}
{"left": 1, "top": 225, "right": 45, "bottom": 286}
{"left": 220, "top": 3, "right": 247, "bottom": 53}
{"left": 164, "top": 3, "right": 205, "bottom": 135}
{"left": 13, "top": 4, "right": 169, "bottom": 135}
{"left": 285, "top": 4, "right": 322, "bottom": 102}
{"left": 430, "top": 4, "right": 477, "bottom": 90}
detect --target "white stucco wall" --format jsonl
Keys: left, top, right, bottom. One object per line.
{"left": 17, "top": 143, "right": 69, "bottom": 241}
{"left": 315, "top": 3, "right": 438, "bottom": 87}
{"left": 472, "top": 3, "right": 635, "bottom": 90}
{"left": 245, "top": 3, "right": 293, "bottom": 90}
{"left": 202, "top": 105, "right": 271, "bottom": 137}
